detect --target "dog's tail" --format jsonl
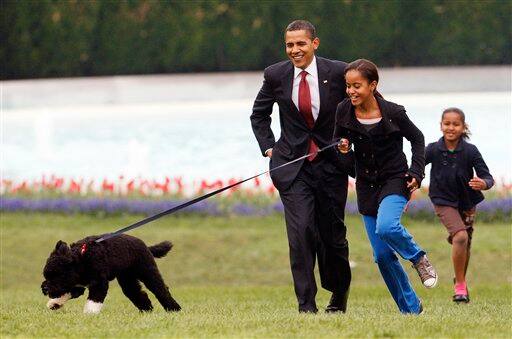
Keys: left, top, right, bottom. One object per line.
{"left": 149, "top": 241, "right": 173, "bottom": 258}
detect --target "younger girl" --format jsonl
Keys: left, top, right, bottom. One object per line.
{"left": 334, "top": 59, "right": 437, "bottom": 314}
{"left": 426, "top": 108, "right": 494, "bottom": 303}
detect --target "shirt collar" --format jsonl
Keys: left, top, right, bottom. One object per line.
{"left": 436, "top": 136, "right": 465, "bottom": 152}
{"left": 294, "top": 56, "right": 318, "bottom": 80}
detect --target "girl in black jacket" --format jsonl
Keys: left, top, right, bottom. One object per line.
{"left": 426, "top": 107, "right": 494, "bottom": 303}
{"left": 334, "top": 59, "right": 437, "bottom": 314}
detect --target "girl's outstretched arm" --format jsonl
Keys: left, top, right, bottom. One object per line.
{"left": 425, "top": 143, "right": 433, "bottom": 165}
{"left": 396, "top": 109, "right": 425, "bottom": 185}
{"left": 470, "top": 145, "right": 494, "bottom": 190}
{"left": 333, "top": 105, "right": 356, "bottom": 178}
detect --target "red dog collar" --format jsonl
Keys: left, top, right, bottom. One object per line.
{"left": 80, "top": 243, "right": 87, "bottom": 255}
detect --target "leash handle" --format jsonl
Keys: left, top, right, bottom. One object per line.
{"left": 96, "top": 139, "right": 342, "bottom": 243}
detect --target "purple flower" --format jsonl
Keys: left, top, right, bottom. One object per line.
{"left": 1, "top": 197, "right": 510, "bottom": 222}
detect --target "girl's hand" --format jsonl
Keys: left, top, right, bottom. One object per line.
{"left": 461, "top": 210, "right": 475, "bottom": 225}
{"left": 469, "top": 176, "right": 487, "bottom": 191}
{"left": 337, "top": 138, "right": 351, "bottom": 153}
{"left": 406, "top": 176, "right": 419, "bottom": 193}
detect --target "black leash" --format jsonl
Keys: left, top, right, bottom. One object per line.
{"left": 96, "top": 140, "right": 341, "bottom": 243}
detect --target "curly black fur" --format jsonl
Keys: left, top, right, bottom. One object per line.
{"left": 41, "top": 234, "right": 181, "bottom": 313}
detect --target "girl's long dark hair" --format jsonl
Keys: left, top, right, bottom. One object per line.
{"left": 442, "top": 107, "right": 471, "bottom": 139}
{"left": 344, "top": 58, "right": 383, "bottom": 98}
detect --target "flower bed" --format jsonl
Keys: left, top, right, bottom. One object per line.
{"left": 1, "top": 176, "right": 510, "bottom": 222}
{"left": 1, "top": 196, "right": 510, "bottom": 223}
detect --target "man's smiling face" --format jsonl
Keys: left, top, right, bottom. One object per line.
{"left": 285, "top": 29, "right": 319, "bottom": 70}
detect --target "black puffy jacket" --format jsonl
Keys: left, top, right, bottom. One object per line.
{"left": 333, "top": 96, "right": 425, "bottom": 216}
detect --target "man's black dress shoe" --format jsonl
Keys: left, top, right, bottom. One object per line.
{"left": 325, "top": 290, "right": 349, "bottom": 313}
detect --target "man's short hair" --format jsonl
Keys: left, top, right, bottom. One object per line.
{"left": 285, "top": 20, "right": 316, "bottom": 39}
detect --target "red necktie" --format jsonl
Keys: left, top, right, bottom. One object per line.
{"left": 298, "top": 71, "right": 318, "bottom": 161}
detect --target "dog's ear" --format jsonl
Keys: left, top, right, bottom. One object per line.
{"left": 55, "top": 240, "right": 71, "bottom": 256}
{"left": 55, "top": 240, "right": 67, "bottom": 251}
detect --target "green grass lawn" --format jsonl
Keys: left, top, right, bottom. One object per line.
{"left": 1, "top": 212, "right": 511, "bottom": 338}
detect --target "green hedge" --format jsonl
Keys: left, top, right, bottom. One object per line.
{"left": 1, "top": 0, "right": 511, "bottom": 79}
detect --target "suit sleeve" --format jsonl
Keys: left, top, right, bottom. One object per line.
{"left": 333, "top": 103, "right": 355, "bottom": 178}
{"left": 396, "top": 109, "right": 425, "bottom": 186}
{"left": 250, "top": 71, "right": 276, "bottom": 156}
{"left": 471, "top": 145, "right": 494, "bottom": 190}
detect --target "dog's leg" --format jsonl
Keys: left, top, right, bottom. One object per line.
{"left": 84, "top": 279, "right": 109, "bottom": 314}
{"left": 70, "top": 286, "right": 86, "bottom": 299}
{"left": 140, "top": 269, "right": 181, "bottom": 312}
{"left": 47, "top": 293, "right": 72, "bottom": 310}
{"left": 46, "top": 287, "right": 83, "bottom": 310}
{"left": 117, "top": 275, "right": 153, "bottom": 312}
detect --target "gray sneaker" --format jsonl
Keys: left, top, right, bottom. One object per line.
{"left": 412, "top": 255, "right": 438, "bottom": 288}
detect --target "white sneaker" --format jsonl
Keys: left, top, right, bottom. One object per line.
{"left": 412, "top": 255, "right": 438, "bottom": 288}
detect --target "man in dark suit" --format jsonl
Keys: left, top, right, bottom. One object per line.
{"left": 250, "top": 20, "right": 351, "bottom": 313}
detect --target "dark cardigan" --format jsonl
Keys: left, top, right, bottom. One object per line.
{"left": 333, "top": 97, "right": 425, "bottom": 216}
{"left": 426, "top": 137, "right": 494, "bottom": 210}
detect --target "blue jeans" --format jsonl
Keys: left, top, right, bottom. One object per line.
{"left": 362, "top": 194, "right": 425, "bottom": 314}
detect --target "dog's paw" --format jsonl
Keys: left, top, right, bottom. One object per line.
{"left": 83, "top": 300, "right": 103, "bottom": 314}
{"left": 46, "top": 293, "right": 72, "bottom": 310}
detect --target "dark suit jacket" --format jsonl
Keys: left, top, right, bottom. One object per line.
{"left": 251, "top": 56, "right": 348, "bottom": 191}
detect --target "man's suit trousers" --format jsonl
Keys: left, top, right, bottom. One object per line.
{"left": 278, "top": 157, "right": 351, "bottom": 312}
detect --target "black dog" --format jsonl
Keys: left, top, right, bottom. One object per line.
{"left": 41, "top": 234, "right": 181, "bottom": 314}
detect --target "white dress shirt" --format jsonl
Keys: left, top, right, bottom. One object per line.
{"left": 292, "top": 55, "right": 320, "bottom": 121}
{"left": 265, "top": 56, "right": 321, "bottom": 157}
